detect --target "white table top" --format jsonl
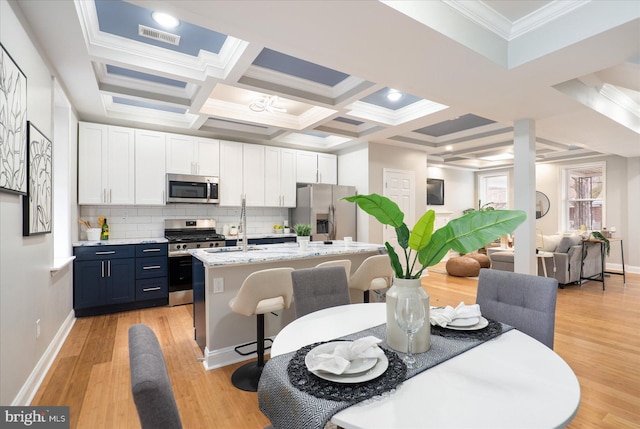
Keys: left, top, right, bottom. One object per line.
{"left": 270, "top": 303, "right": 580, "bottom": 429}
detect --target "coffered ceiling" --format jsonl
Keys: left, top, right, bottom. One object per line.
{"left": 15, "top": 0, "right": 640, "bottom": 170}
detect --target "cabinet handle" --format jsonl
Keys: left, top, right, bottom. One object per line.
{"left": 95, "top": 251, "right": 116, "bottom": 255}
{"left": 143, "top": 287, "right": 161, "bottom": 292}
{"left": 143, "top": 265, "right": 161, "bottom": 270}
{"left": 142, "top": 248, "right": 161, "bottom": 253}
{"left": 103, "top": 189, "right": 106, "bottom": 203}
{"left": 108, "top": 260, "right": 111, "bottom": 277}
{"left": 101, "top": 261, "right": 105, "bottom": 278}
{"left": 109, "top": 189, "right": 112, "bottom": 203}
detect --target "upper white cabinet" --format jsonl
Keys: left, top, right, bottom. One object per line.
{"left": 219, "top": 140, "right": 243, "bottom": 206}
{"left": 219, "top": 141, "right": 265, "bottom": 207}
{"left": 78, "top": 122, "right": 135, "bottom": 205}
{"left": 243, "top": 143, "right": 265, "bottom": 207}
{"left": 265, "top": 147, "right": 296, "bottom": 207}
{"left": 135, "top": 129, "right": 166, "bottom": 205}
{"left": 166, "top": 134, "right": 219, "bottom": 176}
{"left": 295, "top": 150, "right": 337, "bottom": 184}
{"left": 317, "top": 153, "right": 337, "bottom": 184}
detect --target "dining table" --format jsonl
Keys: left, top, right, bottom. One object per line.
{"left": 260, "top": 302, "right": 580, "bottom": 429}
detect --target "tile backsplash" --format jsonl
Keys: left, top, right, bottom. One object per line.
{"left": 79, "top": 205, "right": 289, "bottom": 240}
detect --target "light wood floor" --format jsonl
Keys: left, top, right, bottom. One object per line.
{"left": 32, "top": 266, "right": 640, "bottom": 429}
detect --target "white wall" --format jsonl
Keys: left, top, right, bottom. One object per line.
{"left": 337, "top": 143, "right": 369, "bottom": 242}
{"left": 426, "top": 166, "right": 475, "bottom": 221}
{"left": 1, "top": 0, "right": 76, "bottom": 405}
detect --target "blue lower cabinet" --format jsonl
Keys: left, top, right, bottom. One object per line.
{"left": 136, "top": 277, "right": 168, "bottom": 301}
{"left": 74, "top": 243, "right": 168, "bottom": 317}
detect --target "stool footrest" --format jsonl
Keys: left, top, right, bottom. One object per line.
{"left": 234, "top": 338, "right": 273, "bottom": 356}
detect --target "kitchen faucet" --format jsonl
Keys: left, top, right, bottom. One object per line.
{"left": 238, "top": 194, "right": 248, "bottom": 252}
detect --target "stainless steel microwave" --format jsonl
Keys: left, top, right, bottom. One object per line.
{"left": 166, "top": 174, "right": 219, "bottom": 204}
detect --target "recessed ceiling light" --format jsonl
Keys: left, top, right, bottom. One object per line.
{"left": 152, "top": 12, "right": 180, "bottom": 29}
{"left": 386, "top": 89, "right": 403, "bottom": 102}
{"left": 249, "top": 95, "right": 287, "bottom": 113}
{"left": 445, "top": 145, "right": 453, "bottom": 151}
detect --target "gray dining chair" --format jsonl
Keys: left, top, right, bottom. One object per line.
{"left": 128, "top": 324, "right": 183, "bottom": 429}
{"left": 476, "top": 268, "right": 558, "bottom": 349}
{"left": 291, "top": 266, "right": 351, "bottom": 318}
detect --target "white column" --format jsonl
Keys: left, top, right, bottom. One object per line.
{"left": 513, "top": 119, "right": 537, "bottom": 275}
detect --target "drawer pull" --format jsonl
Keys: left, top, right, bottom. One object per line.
{"left": 143, "top": 265, "right": 162, "bottom": 270}
{"left": 95, "top": 251, "right": 116, "bottom": 255}
{"left": 142, "top": 287, "right": 161, "bottom": 292}
{"left": 142, "top": 248, "right": 161, "bottom": 252}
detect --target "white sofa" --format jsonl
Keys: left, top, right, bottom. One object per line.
{"left": 488, "top": 234, "right": 602, "bottom": 286}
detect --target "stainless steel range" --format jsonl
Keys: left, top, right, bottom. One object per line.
{"left": 165, "top": 219, "right": 226, "bottom": 306}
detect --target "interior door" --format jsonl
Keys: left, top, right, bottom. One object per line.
{"left": 383, "top": 169, "right": 415, "bottom": 272}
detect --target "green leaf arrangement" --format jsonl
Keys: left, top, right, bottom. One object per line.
{"left": 591, "top": 231, "right": 610, "bottom": 256}
{"left": 293, "top": 224, "right": 312, "bottom": 236}
{"left": 344, "top": 194, "right": 526, "bottom": 279}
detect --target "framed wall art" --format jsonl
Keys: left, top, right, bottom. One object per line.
{"left": 23, "top": 122, "right": 52, "bottom": 236}
{"left": 0, "top": 43, "right": 28, "bottom": 195}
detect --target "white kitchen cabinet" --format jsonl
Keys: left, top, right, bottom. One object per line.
{"left": 265, "top": 147, "right": 296, "bottom": 207}
{"left": 295, "top": 150, "right": 337, "bottom": 185}
{"left": 78, "top": 122, "right": 135, "bottom": 205}
{"left": 219, "top": 140, "right": 243, "bottom": 206}
{"left": 166, "top": 134, "right": 219, "bottom": 176}
{"left": 243, "top": 143, "right": 265, "bottom": 206}
{"left": 317, "top": 153, "right": 337, "bottom": 184}
{"left": 135, "top": 129, "right": 166, "bottom": 205}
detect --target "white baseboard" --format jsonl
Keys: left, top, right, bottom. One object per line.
{"left": 12, "top": 310, "right": 76, "bottom": 406}
{"left": 203, "top": 336, "right": 275, "bottom": 371}
{"left": 607, "top": 263, "right": 639, "bottom": 274}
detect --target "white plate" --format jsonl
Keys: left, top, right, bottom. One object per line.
{"left": 305, "top": 342, "right": 378, "bottom": 375}
{"left": 305, "top": 342, "right": 389, "bottom": 383}
{"left": 444, "top": 316, "right": 489, "bottom": 331}
{"left": 447, "top": 317, "right": 480, "bottom": 327}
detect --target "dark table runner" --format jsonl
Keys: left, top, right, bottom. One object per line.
{"left": 258, "top": 321, "right": 512, "bottom": 429}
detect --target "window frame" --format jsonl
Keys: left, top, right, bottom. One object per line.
{"left": 561, "top": 161, "right": 606, "bottom": 232}
{"left": 477, "top": 172, "right": 509, "bottom": 210}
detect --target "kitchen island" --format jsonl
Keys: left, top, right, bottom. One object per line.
{"left": 190, "top": 241, "right": 386, "bottom": 369}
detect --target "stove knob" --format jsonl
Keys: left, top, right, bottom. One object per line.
{"left": 196, "top": 243, "right": 201, "bottom": 248}
{"left": 209, "top": 243, "right": 214, "bottom": 248}
{"left": 181, "top": 244, "right": 187, "bottom": 250}
{"left": 175, "top": 244, "right": 181, "bottom": 251}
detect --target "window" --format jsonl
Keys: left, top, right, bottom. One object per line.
{"left": 479, "top": 173, "right": 508, "bottom": 210}
{"left": 562, "top": 162, "right": 605, "bottom": 231}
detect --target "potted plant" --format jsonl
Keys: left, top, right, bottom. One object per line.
{"left": 344, "top": 193, "right": 526, "bottom": 352}
{"left": 293, "top": 224, "right": 312, "bottom": 249}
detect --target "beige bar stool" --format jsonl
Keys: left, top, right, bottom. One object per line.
{"left": 349, "top": 254, "right": 393, "bottom": 302}
{"left": 315, "top": 259, "right": 352, "bottom": 277}
{"left": 228, "top": 267, "right": 294, "bottom": 392}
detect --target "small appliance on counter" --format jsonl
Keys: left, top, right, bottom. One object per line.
{"left": 164, "top": 219, "right": 226, "bottom": 306}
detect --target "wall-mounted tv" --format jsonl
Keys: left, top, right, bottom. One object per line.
{"left": 427, "top": 178, "right": 444, "bottom": 205}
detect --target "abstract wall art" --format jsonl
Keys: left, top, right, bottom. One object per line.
{"left": 0, "top": 43, "right": 28, "bottom": 195}
{"left": 23, "top": 122, "right": 52, "bottom": 235}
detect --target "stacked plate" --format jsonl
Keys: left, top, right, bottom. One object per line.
{"left": 305, "top": 342, "right": 389, "bottom": 383}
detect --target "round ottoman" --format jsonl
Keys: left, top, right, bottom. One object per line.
{"left": 446, "top": 256, "right": 481, "bottom": 277}
{"left": 466, "top": 253, "right": 491, "bottom": 268}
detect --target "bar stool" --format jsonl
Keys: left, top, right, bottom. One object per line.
{"left": 349, "top": 254, "right": 393, "bottom": 302}
{"left": 315, "top": 259, "right": 352, "bottom": 278}
{"left": 228, "top": 267, "right": 294, "bottom": 391}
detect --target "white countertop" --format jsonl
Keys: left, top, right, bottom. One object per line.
{"left": 190, "top": 241, "right": 385, "bottom": 267}
{"left": 73, "top": 237, "right": 168, "bottom": 247}
{"left": 224, "top": 233, "right": 297, "bottom": 240}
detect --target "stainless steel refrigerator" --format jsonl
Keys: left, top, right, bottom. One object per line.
{"left": 290, "top": 184, "right": 357, "bottom": 241}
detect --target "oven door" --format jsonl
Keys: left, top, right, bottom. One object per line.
{"left": 166, "top": 174, "right": 219, "bottom": 204}
{"left": 168, "top": 254, "right": 194, "bottom": 306}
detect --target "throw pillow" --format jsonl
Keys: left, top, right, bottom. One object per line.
{"left": 542, "top": 235, "right": 561, "bottom": 252}
{"left": 556, "top": 235, "right": 582, "bottom": 253}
